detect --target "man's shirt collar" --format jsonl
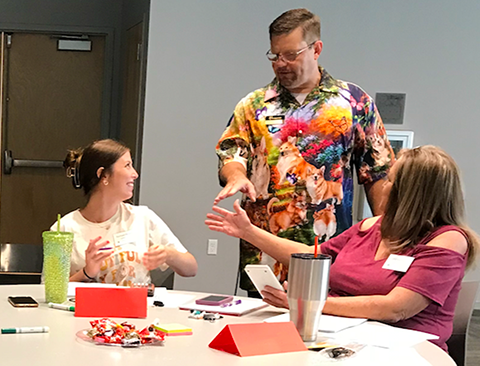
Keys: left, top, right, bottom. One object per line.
{"left": 264, "top": 66, "right": 340, "bottom": 103}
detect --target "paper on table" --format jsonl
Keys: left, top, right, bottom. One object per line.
{"left": 264, "top": 313, "right": 367, "bottom": 333}
{"left": 179, "top": 298, "right": 268, "bottom": 316}
{"left": 67, "top": 282, "right": 123, "bottom": 297}
{"left": 320, "top": 321, "right": 439, "bottom": 349}
{"left": 360, "top": 346, "right": 432, "bottom": 366}
{"left": 262, "top": 312, "right": 289, "bottom": 323}
{"left": 147, "top": 287, "right": 195, "bottom": 308}
{"left": 308, "top": 345, "right": 433, "bottom": 366}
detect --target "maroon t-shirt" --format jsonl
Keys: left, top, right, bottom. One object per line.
{"left": 322, "top": 218, "right": 467, "bottom": 351}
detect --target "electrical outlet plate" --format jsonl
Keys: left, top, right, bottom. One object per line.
{"left": 207, "top": 239, "right": 218, "bottom": 255}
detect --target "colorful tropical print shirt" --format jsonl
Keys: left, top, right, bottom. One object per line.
{"left": 216, "top": 67, "right": 394, "bottom": 291}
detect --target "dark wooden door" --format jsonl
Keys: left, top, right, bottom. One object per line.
{"left": 0, "top": 32, "right": 106, "bottom": 244}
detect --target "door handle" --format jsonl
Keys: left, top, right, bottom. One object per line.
{"left": 3, "top": 150, "right": 64, "bottom": 174}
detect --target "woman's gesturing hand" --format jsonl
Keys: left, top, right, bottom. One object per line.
{"left": 84, "top": 236, "right": 113, "bottom": 278}
{"left": 205, "top": 199, "right": 253, "bottom": 239}
{"left": 142, "top": 244, "right": 168, "bottom": 271}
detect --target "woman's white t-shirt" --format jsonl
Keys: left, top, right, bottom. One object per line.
{"left": 51, "top": 203, "right": 187, "bottom": 286}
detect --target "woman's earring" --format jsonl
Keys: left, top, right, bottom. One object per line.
{"left": 104, "top": 180, "right": 109, "bottom": 186}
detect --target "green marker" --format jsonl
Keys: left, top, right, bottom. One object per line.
{"left": 2, "top": 326, "right": 49, "bottom": 334}
{"left": 48, "top": 302, "right": 75, "bottom": 312}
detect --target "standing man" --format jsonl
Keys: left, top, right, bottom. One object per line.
{"left": 215, "top": 8, "right": 394, "bottom": 296}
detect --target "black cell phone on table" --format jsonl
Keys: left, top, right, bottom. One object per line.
{"left": 8, "top": 296, "right": 39, "bottom": 308}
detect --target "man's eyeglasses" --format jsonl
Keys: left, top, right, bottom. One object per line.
{"left": 266, "top": 41, "right": 317, "bottom": 63}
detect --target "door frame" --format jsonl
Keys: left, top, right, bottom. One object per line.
{"left": 0, "top": 23, "right": 115, "bottom": 140}
{"left": 121, "top": 14, "right": 149, "bottom": 204}
{"left": 135, "top": 12, "right": 150, "bottom": 204}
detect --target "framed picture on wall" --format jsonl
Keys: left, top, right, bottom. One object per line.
{"left": 386, "top": 130, "right": 415, "bottom": 156}
{"left": 353, "top": 130, "right": 414, "bottom": 222}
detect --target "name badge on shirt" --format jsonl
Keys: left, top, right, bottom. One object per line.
{"left": 265, "top": 115, "right": 284, "bottom": 125}
{"left": 382, "top": 254, "right": 415, "bottom": 273}
{"left": 114, "top": 231, "right": 137, "bottom": 249}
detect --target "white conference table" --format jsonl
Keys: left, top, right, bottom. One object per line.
{"left": 0, "top": 285, "right": 455, "bottom": 366}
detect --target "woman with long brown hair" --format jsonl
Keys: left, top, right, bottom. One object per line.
{"left": 206, "top": 145, "right": 478, "bottom": 351}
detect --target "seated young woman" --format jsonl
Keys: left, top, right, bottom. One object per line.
{"left": 52, "top": 139, "right": 197, "bottom": 286}
{"left": 205, "top": 145, "right": 478, "bottom": 351}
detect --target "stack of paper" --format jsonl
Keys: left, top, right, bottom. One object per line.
{"left": 147, "top": 287, "right": 196, "bottom": 308}
{"left": 325, "top": 345, "right": 433, "bottom": 365}
{"left": 67, "top": 282, "right": 122, "bottom": 297}
{"left": 264, "top": 313, "right": 367, "bottom": 333}
{"left": 264, "top": 313, "right": 438, "bottom": 348}
{"left": 153, "top": 323, "right": 193, "bottom": 336}
{"left": 321, "top": 321, "right": 439, "bottom": 348}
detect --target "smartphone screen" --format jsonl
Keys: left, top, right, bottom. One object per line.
{"left": 8, "top": 296, "right": 39, "bottom": 307}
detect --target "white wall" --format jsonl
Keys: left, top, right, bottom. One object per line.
{"left": 140, "top": 0, "right": 480, "bottom": 297}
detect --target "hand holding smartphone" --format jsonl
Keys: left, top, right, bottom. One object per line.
{"left": 245, "top": 264, "right": 284, "bottom": 297}
{"left": 8, "top": 296, "right": 39, "bottom": 308}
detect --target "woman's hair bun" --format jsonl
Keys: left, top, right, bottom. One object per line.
{"left": 64, "top": 148, "right": 83, "bottom": 189}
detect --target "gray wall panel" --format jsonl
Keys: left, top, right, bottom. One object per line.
{"left": 141, "top": 1, "right": 480, "bottom": 298}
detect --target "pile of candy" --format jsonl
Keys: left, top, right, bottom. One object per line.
{"left": 86, "top": 318, "right": 165, "bottom": 347}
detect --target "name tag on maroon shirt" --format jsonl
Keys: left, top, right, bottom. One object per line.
{"left": 382, "top": 254, "right": 415, "bottom": 272}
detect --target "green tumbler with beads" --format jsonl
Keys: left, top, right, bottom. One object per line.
{"left": 42, "top": 231, "right": 73, "bottom": 303}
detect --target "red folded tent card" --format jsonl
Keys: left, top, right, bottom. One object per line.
{"left": 209, "top": 322, "right": 307, "bottom": 357}
{"left": 75, "top": 287, "right": 147, "bottom": 318}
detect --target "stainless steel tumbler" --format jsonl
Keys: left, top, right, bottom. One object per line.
{"left": 287, "top": 253, "right": 331, "bottom": 342}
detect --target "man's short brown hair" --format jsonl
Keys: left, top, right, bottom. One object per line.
{"left": 269, "top": 8, "right": 320, "bottom": 43}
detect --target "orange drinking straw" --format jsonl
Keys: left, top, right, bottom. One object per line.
{"left": 314, "top": 236, "right": 318, "bottom": 258}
